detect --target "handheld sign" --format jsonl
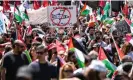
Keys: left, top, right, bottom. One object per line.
{"left": 115, "top": 20, "right": 131, "bottom": 36}
{"left": 48, "top": 6, "right": 77, "bottom": 27}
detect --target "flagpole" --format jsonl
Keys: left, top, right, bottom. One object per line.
{"left": 14, "top": 2, "right": 18, "bottom": 40}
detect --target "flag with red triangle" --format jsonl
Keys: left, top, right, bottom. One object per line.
{"left": 124, "top": 17, "right": 133, "bottom": 33}
{"left": 98, "top": 47, "right": 107, "bottom": 60}
{"left": 68, "top": 38, "right": 85, "bottom": 68}
{"left": 68, "top": 37, "right": 74, "bottom": 50}
{"left": 80, "top": 3, "right": 86, "bottom": 13}
{"left": 14, "top": 3, "right": 23, "bottom": 23}
{"left": 98, "top": 47, "right": 116, "bottom": 78}
{"left": 114, "top": 41, "right": 125, "bottom": 61}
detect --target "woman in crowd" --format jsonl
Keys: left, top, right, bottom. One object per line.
{"left": 66, "top": 50, "right": 78, "bottom": 68}
{"left": 59, "top": 62, "right": 76, "bottom": 79}
{"left": 29, "top": 47, "right": 37, "bottom": 61}
{"left": 121, "top": 42, "right": 132, "bottom": 55}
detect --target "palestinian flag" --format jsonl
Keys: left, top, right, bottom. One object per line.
{"left": 124, "top": 17, "right": 133, "bottom": 33}
{"left": 98, "top": 47, "right": 116, "bottom": 78}
{"left": 96, "top": 8, "right": 102, "bottom": 21}
{"left": 103, "top": 18, "right": 114, "bottom": 25}
{"left": 80, "top": 3, "right": 90, "bottom": 16}
{"left": 101, "top": 1, "right": 111, "bottom": 21}
{"left": 14, "top": 4, "right": 23, "bottom": 23}
{"left": 111, "top": 34, "right": 125, "bottom": 62}
{"left": 22, "top": 9, "right": 29, "bottom": 20}
{"left": 68, "top": 38, "right": 85, "bottom": 68}
{"left": 113, "top": 41, "right": 124, "bottom": 61}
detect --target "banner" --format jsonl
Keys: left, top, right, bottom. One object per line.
{"left": 28, "top": 7, "right": 48, "bottom": 25}
{"left": 28, "top": 6, "right": 77, "bottom": 27}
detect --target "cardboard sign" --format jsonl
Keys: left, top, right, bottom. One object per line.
{"left": 27, "top": 6, "right": 77, "bottom": 27}
{"left": 48, "top": 6, "right": 77, "bottom": 27}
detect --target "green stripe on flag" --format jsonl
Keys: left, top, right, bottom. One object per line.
{"left": 22, "top": 9, "right": 29, "bottom": 20}
{"left": 102, "top": 59, "right": 116, "bottom": 78}
{"left": 101, "top": 1, "right": 111, "bottom": 22}
{"left": 81, "top": 10, "right": 90, "bottom": 16}
{"left": 15, "top": 5, "right": 23, "bottom": 23}
{"left": 77, "top": 58, "right": 85, "bottom": 68}
{"left": 14, "top": 13, "right": 23, "bottom": 23}
{"left": 22, "top": 12, "right": 29, "bottom": 20}
{"left": 69, "top": 48, "right": 75, "bottom": 52}
{"left": 103, "top": 2, "right": 110, "bottom": 11}
{"left": 104, "top": 19, "right": 114, "bottom": 25}
{"left": 75, "top": 48, "right": 85, "bottom": 68}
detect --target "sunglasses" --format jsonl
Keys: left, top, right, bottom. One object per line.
{"left": 36, "top": 52, "right": 44, "bottom": 55}
{"left": 63, "top": 70, "right": 73, "bottom": 73}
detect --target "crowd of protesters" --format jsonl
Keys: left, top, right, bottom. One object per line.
{"left": 0, "top": 1, "right": 133, "bottom": 80}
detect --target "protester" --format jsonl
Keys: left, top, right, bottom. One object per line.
{"left": 1, "top": 40, "right": 29, "bottom": 80}
{"left": 59, "top": 62, "right": 75, "bottom": 79}
{"left": 29, "top": 47, "right": 37, "bottom": 61}
{"left": 66, "top": 50, "right": 77, "bottom": 68}
{"left": 88, "top": 43, "right": 99, "bottom": 59}
{"left": 28, "top": 44, "right": 58, "bottom": 80}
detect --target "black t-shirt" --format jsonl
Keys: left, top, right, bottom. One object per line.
{"left": 1, "top": 51, "right": 29, "bottom": 80}
{"left": 28, "top": 61, "right": 58, "bottom": 80}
